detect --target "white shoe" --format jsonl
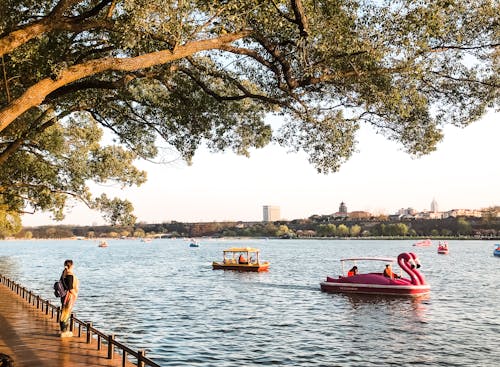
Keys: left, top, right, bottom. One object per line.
{"left": 60, "top": 331, "right": 73, "bottom": 338}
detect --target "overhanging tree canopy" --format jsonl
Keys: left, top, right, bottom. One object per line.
{"left": 0, "top": 0, "right": 498, "bottom": 225}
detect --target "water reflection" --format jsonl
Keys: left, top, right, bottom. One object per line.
{"left": 241, "top": 281, "right": 318, "bottom": 292}
{"left": 330, "top": 292, "right": 431, "bottom": 323}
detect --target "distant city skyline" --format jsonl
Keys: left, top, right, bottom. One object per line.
{"left": 21, "top": 200, "right": 494, "bottom": 227}
{"left": 21, "top": 110, "right": 499, "bottom": 226}
{"left": 22, "top": 196, "right": 498, "bottom": 227}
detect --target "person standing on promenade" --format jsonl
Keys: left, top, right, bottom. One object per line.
{"left": 59, "top": 259, "right": 79, "bottom": 337}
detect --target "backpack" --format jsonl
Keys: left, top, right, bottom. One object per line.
{"left": 53, "top": 279, "right": 67, "bottom": 298}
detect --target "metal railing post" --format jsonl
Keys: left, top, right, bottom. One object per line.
{"left": 107, "top": 334, "right": 115, "bottom": 359}
{"left": 138, "top": 349, "right": 145, "bottom": 367}
{"left": 86, "top": 321, "right": 93, "bottom": 344}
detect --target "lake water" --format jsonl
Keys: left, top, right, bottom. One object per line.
{"left": 0, "top": 238, "right": 499, "bottom": 366}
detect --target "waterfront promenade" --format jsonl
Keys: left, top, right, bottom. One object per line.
{"left": 0, "top": 283, "right": 136, "bottom": 367}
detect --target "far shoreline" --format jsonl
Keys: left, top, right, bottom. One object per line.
{"left": 2, "top": 236, "right": 499, "bottom": 241}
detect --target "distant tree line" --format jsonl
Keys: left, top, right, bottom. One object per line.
{"left": 7, "top": 215, "right": 500, "bottom": 240}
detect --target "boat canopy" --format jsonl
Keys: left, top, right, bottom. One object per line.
{"left": 223, "top": 247, "right": 260, "bottom": 253}
{"left": 340, "top": 257, "right": 396, "bottom": 263}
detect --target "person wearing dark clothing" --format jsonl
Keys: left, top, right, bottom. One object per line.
{"left": 59, "top": 259, "right": 79, "bottom": 337}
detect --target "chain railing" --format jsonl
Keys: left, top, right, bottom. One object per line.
{"left": 0, "top": 274, "right": 161, "bottom": 367}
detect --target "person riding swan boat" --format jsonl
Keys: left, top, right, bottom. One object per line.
{"left": 320, "top": 252, "right": 430, "bottom": 296}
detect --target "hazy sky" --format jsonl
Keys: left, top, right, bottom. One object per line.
{"left": 22, "top": 110, "right": 499, "bottom": 227}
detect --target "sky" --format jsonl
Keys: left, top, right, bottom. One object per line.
{"left": 21, "top": 110, "right": 499, "bottom": 227}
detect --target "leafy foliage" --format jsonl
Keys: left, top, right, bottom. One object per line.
{"left": 0, "top": 0, "right": 498, "bottom": 226}
{"left": 0, "top": 204, "right": 21, "bottom": 238}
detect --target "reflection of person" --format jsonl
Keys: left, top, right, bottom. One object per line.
{"left": 238, "top": 254, "right": 247, "bottom": 264}
{"left": 347, "top": 266, "right": 358, "bottom": 277}
{"left": 383, "top": 264, "right": 400, "bottom": 279}
{"left": 59, "top": 260, "right": 79, "bottom": 337}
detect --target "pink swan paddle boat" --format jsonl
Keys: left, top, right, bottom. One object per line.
{"left": 413, "top": 238, "right": 432, "bottom": 247}
{"left": 320, "top": 252, "right": 430, "bottom": 297}
{"left": 437, "top": 241, "right": 449, "bottom": 254}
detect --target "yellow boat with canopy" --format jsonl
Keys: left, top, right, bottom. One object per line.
{"left": 212, "top": 247, "right": 270, "bottom": 272}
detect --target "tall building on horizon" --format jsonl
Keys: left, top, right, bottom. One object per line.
{"left": 431, "top": 198, "right": 438, "bottom": 213}
{"left": 263, "top": 205, "right": 281, "bottom": 222}
{"left": 339, "top": 201, "right": 347, "bottom": 215}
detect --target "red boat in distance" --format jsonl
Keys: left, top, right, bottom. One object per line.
{"left": 413, "top": 239, "right": 432, "bottom": 247}
{"left": 437, "top": 241, "right": 449, "bottom": 254}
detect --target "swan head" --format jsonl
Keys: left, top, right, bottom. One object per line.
{"left": 408, "top": 258, "right": 416, "bottom": 269}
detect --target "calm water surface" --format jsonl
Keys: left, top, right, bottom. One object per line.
{"left": 0, "top": 239, "right": 499, "bottom": 366}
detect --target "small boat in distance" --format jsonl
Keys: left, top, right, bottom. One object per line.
{"left": 98, "top": 240, "right": 108, "bottom": 248}
{"left": 212, "top": 247, "right": 270, "bottom": 272}
{"left": 141, "top": 238, "right": 152, "bottom": 243}
{"left": 413, "top": 239, "right": 432, "bottom": 247}
{"left": 437, "top": 241, "right": 449, "bottom": 254}
{"left": 189, "top": 239, "right": 199, "bottom": 247}
{"left": 493, "top": 244, "right": 500, "bottom": 257}
{"left": 320, "top": 252, "right": 430, "bottom": 297}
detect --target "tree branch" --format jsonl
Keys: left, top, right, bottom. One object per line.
{"left": 430, "top": 70, "right": 499, "bottom": 88}
{"left": 179, "top": 65, "right": 281, "bottom": 105}
{"left": 48, "top": 0, "right": 82, "bottom": 17}
{"left": 290, "top": 0, "right": 310, "bottom": 38}
{"left": 74, "top": 0, "right": 113, "bottom": 21}
{"left": 430, "top": 43, "right": 500, "bottom": 52}
{"left": 0, "top": 114, "right": 59, "bottom": 165}
{"left": 253, "top": 34, "right": 298, "bottom": 90}
{"left": 217, "top": 44, "right": 280, "bottom": 75}
{"left": 0, "top": 0, "right": 113, "bottom": 57}
{"left": 0, "top": 30, "right": 252, "bottom": 132}
{"left": 45, "top": 76, "right": 135, "bottom": 101}
{"left": 9, "top": 181, "right": 92, "bottom": 208}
